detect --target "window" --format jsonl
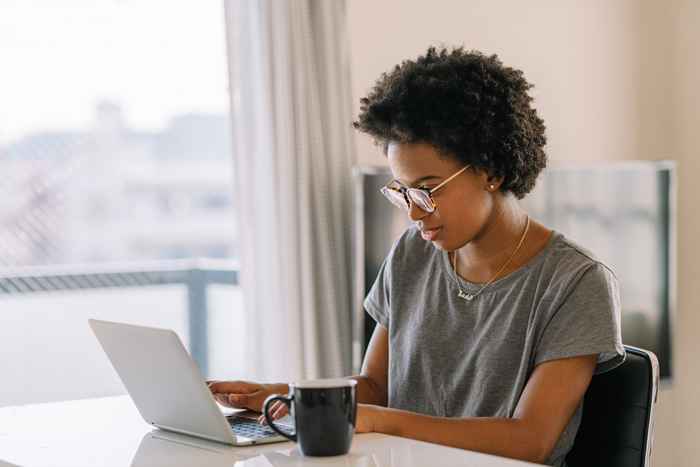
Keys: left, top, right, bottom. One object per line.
{"left": 0, "top": 1, "right": 243, "bottom": 407}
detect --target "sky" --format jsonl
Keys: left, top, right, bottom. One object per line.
{"left": 0, "top": 0, "right": 230, "bottom": 144}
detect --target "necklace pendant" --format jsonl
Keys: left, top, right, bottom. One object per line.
{"left": 458, "top": 290, "right": 474, "bottom": 301}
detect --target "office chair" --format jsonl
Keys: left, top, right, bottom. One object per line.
{"left": 566, "top": 345, "right": 660, "bottom": 467}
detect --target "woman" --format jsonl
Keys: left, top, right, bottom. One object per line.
{"left": 208, "top": 46, "right": 624, "bottom": 466}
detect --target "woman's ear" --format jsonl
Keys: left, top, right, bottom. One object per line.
{"left": 485, "top": 174, "right": 504, "bottom": 192}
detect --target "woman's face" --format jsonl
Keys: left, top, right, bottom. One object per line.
{"left": 386, "top": 142, "right": 495, "bottom": 251}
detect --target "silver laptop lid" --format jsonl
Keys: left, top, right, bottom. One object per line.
{"left": 88, "top": 319, "right": 236, "bottom": 445}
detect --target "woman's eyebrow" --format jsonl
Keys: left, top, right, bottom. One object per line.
{"left": 396, "top": 175, "right": 441, "bottom": 187}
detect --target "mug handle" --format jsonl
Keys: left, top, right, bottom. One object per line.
{"left": 263, "top": 394, "right": 297, "bottom": 442}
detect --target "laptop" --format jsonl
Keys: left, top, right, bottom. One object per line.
{"left": 88, "top": 319, "right": 294, "bottom": 446}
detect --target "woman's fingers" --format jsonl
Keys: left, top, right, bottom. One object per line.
{"left": 257, "top": 400, "right": 288, "bottom": 425}
{"left": 226, "top": 393, "right": 250, "bottom": 407}
{"left": 207, "top": 380, "right": 271, "bottom": 411}
{"left": 258, "top": 400, "right": 279, "bottom": 425}
{"left": 272, "top": 402, "right": 289, "bottom": 419}
{"left": 208, "top": 381, "right": 261, "bottom": 395}
{"left": 214, "top": 394, "right": 234, "bottom": 408}
{"left": 212, "top": 393, "right": 247, "bottom": 409}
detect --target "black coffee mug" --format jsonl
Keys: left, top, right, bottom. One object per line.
{"left": 263, "top": 379, "right": 357, "bottom": 456}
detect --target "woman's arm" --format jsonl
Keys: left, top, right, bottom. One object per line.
{"left": 360, "top": 354, "right": 597, "bottom": 465}
{"left": 260, "top": 323, "right": 389, "bottom": 422}
{"left": 347, "top": 323, "right": 389, "bottom": 406}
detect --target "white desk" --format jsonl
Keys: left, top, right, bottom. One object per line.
{"left": 0, "top": 396, "right": 541, "bottom": 467}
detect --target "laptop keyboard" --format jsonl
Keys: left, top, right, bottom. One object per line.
{"left": 229, "top": 418, "right": 293, "bottom": 440}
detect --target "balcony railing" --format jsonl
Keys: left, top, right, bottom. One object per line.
{"left": 0, "top": 259, "right": 239, "bottom": 377}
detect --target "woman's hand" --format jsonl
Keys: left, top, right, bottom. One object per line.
{"left": 356, "top": 404, "right": 381, "bottom": 433}
{"left": 257, "top": 398, "right": 290, "bottom": 425}
{"left": 206, "top": 380, "right": 288, "bottom": 413}
{"left": 260, "top": 401, "right": 384, "bottom": 431}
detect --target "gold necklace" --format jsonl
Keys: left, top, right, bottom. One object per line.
{"left": 453, "top": 216, "right": 530, "bottom": 301}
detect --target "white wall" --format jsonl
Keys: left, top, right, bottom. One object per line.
{"left": 667, "top": 1, "right": 700, "bottom": 464}
{"left": 346, "top": 1, "right": 698, "bottom": 465}
{"left": 349, "top": 0, "right": 648, "bottom": 166}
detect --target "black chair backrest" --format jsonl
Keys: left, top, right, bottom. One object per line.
{"left": 566, "top": 346, "right": 659, "bottom": 467}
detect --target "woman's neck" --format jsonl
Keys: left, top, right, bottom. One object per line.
{"left": 453, "top": 195, "right": 540, "bottom": 284}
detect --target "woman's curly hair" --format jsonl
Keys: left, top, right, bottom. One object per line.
{"left": 353, "top": 46, "right": 547, "bottom": 199}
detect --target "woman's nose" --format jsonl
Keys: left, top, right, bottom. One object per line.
{"left": 407, "top": 201, "right": 430, "bottom": 222}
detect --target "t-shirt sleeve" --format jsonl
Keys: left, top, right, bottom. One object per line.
{"left": 363, "top": 254, "right": 391, "bottom": 328}
{"left": 534, "top": 263, "right": 626, "bottom": 375}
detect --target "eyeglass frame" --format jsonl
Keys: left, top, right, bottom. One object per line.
{"left": 380, "top": 165, "right": 471, "bottom": 213}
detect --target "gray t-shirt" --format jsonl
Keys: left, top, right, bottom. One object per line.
{"left": 363, "top": 226, "right": 625, "bottom": 467}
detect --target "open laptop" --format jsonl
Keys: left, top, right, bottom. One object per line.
{"left": 88, "top": 319, "right": 294, "bottom": 446}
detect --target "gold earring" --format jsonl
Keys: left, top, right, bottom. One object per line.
{"left": 489, "top": 184, "right": 495, "bottom": 190}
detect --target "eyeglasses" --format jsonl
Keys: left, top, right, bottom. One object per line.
{"left": 380, "top": 165, "right": 471, "bottom": 213}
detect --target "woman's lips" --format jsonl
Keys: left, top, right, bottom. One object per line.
{"left": 421, "top": 227, "right": 442, "bottom": 241}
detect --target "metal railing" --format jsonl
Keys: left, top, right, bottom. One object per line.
{"left": 0, "top": 259, "right": 239, "bottom": 375}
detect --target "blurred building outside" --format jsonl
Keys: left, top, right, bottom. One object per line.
{"left": 0, "top": 101, "right": 237, "bottom": 268}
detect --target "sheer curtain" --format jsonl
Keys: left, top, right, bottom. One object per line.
{"left": 223, "top": 0, "right": 355, "bottom": 382}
